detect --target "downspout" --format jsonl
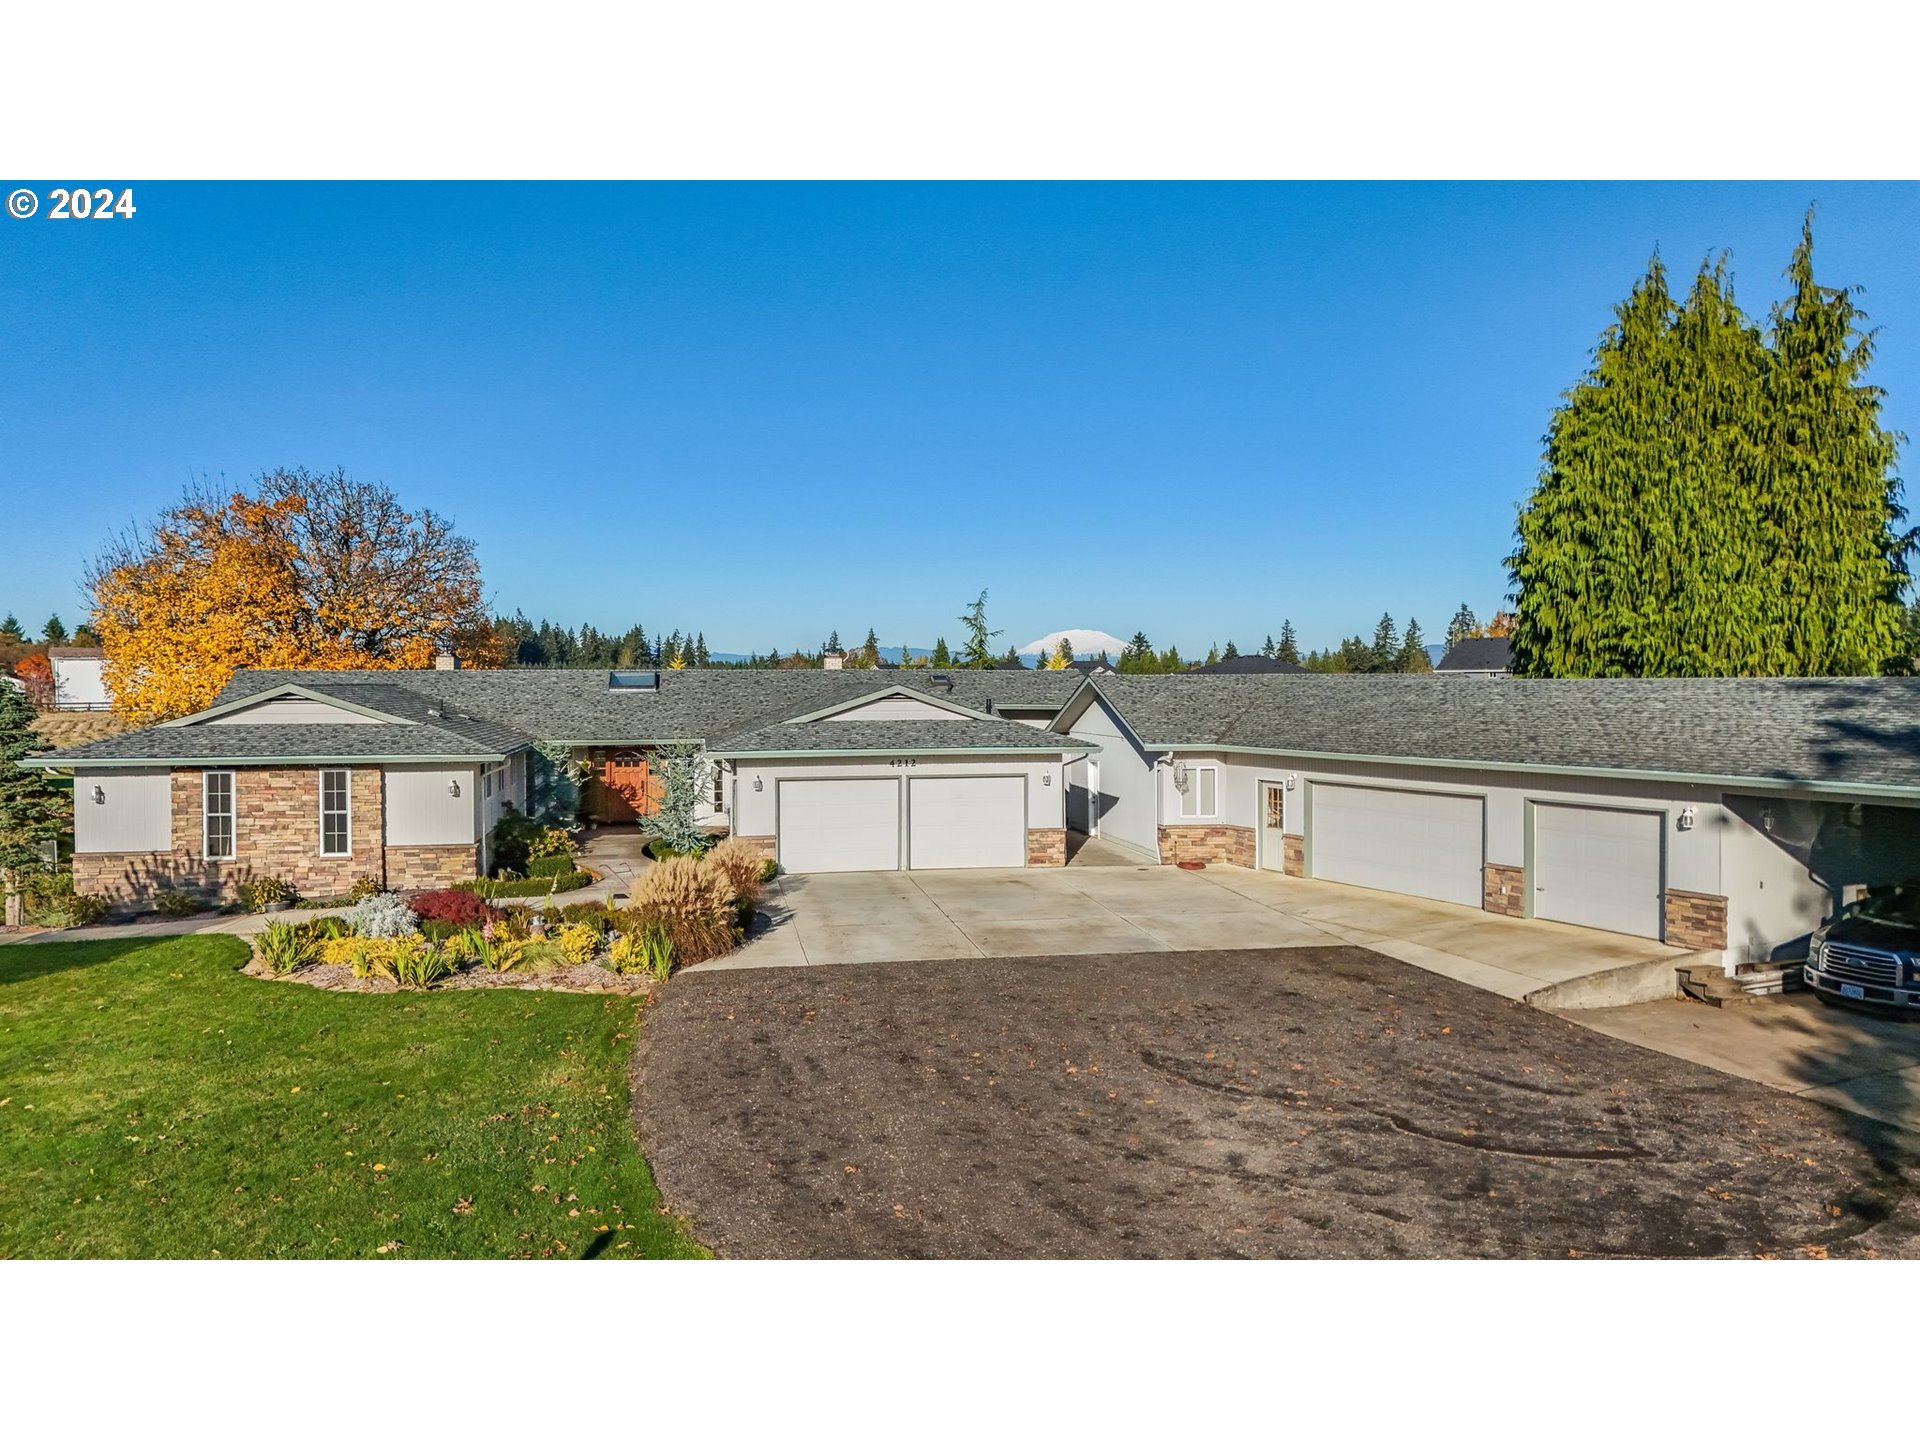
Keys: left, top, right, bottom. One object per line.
{"left": 1154, "top": 751, "right": 1176, "bottom": 864}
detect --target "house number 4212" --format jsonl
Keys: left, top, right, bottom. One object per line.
{"left": 887, "top": 758, "right": 919, "bottom": 768}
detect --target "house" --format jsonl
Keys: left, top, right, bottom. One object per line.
{"left": 1435, "top": 636, "right": 1511, "bottom": 675}
{"left": 24, "top": 661, "right": 1920, "bottom": 975}
{"left": 1189, "top": 654, "right": 1308, "bottom": 674}
{"left": 48, "top": 647, "right": 111, "bottom": 709}
{"left": 1053, "top": 672, "right": 1920, "bottom": 968}
{"left": 24, "top": 666, "right": 1087, "bottom": 902}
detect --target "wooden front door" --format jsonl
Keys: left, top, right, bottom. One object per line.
{"left": 592, "top": 748, "right": 662, "bottom": 822}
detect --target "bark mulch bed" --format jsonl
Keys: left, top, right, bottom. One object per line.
{"left": 634, "top": 945, "right": 1920, "bottom": 1259}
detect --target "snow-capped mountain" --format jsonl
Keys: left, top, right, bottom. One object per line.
{"left": 1017, "top": 628, "right": 1130, "bottom": 658}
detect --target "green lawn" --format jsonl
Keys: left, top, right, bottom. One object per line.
{"left": 0, "top": 934, "right": 706, "bottom": 1258}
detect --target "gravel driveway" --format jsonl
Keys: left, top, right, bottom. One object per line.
{"left": 632, "top": 946, "right": 1920, "bottom": 1258}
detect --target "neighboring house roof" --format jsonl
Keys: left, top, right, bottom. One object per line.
{"left": 46, "top": 647, "right": 105, "bottom": 660}
{"left": 24, "top": 721, "right": 522, "bottom": 768}
{"left": 1056, "top": 673, "right": 1920, "bottom": 796}
{"left": 1435, "top": 636, "right": 1511, "bottom": 672}
{"left": 711, "top": 715, "right": 1096, "bottom": 758}
{"left": 209, "top": 667, "right": 1085, "bottom": 747}
{"left": 1189, "top": 654, "right": 1308, "bottom": 674}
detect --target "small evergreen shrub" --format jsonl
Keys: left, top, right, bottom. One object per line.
{"left": 345, "top": 891, "right": 419, "bottom": 938}
{"left": 239, "top": 874, "right": 298, "bottom": 912}
{"left": 554, "top": 922, "right": 600, "bottom": 966}
{"left": 348, "top": 875, "right": 382, "bottom": 902}
{"left": 527, "top": 853, "right": 576, "bottom": 879}
{"left": 458, "top": 871, "right": 593, "bottom": 899}
{"left": 68, "top": 892, "right": 109, "bottom": 926}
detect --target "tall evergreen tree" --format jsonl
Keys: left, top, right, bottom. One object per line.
{"left": 957, "top": 592, "right": 1001, "bottom": 669}
{"left": 1445, "top": 604, "right": 1479, "bottom": 651}
{"left": 1050, "top": 635, "right": 1075, "bottom": 668}
{"left": 930, "top": 636, "right": 952, "bottom": 667}
{"left": 1511, "top": 220, "right": 1910, "bottom": 677}
{"left": 1260, "top": 634, "right": 1275, "bottom": 658}
{"left": 1275, "top": 620, "right": 1299, "bottom": 664}
{"left": 1761, "top": 214, "right": 1910, "bottom": 673}
{"left": 0, "top": 615, "right": 21, "bottom": 643}
{"left": 1396, "top": 618, "right": 1432, "bottom": 673}
{"left": 1204, "top": 643, "right": 1221, "bottom": 666}
{"left": 1222, "top": 639, "right": 1240, "bottom": 659}
{"left": 694, "top": 632, "right": 710, "bottom": 666}
{"left": 1, "top": 683, "right": 65, "bottom": 927}
{"left": 1368, "top": 614, "right": 1400, "bottom": 673}
{"left": 41, "top": 615, "right": 68, "bottom": 646}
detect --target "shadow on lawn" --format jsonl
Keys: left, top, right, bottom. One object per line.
{"left": 0, "top": 934, "right": 206, "bottom": 985}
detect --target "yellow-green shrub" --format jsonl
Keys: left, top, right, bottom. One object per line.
{"left": 554, "top": 922, "right": 600, "bottom": 966}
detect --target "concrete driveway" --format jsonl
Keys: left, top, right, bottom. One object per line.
{"left": 710, "top": 857, "right": 1687, "bottom": 1008}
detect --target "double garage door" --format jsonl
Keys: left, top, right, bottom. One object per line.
{"left": 776, "top": 775, "right": 1027, "bottom": 873}
{"left": 1308, "top": 783, "right": 1664, "bottom": 939}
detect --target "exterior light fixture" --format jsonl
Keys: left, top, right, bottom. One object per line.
{"left": 448, "top": 778, "right": 461, "bottom": 798}
{"left": 1285, "top": 774, "right": 1298, "bottom": 791}
{"left": 1042, "top": 773, "right": 1052, "bottom": 786}
{"left": 752, "top": 776, "right": 764, "bottom": 792}
{"left": 1677, "top": 806, "right": 1696, "bottom": 832}
{"left": 1172, "top": 760, "right": 1189, "bottom": 790}
{"left": 92, "top": 784, "right": 106, "bottom": 804}
{"left": 1762, "top": 806, "right": 1774, "bottom": 833}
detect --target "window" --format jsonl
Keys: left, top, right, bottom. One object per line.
{"left": 203, "top": 771, "right": 235, "bottom": 860}
{"left": 1177, "top": 763, "right": 1219, "bottom": 819}
{"left": 320, "top": 768, "right": 351, "bottom": 856}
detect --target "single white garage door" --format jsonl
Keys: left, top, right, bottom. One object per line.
{"left": 908, "top": 775, "right": 1027, "bottom": 869}
{"left": 778, "top": 778, "right": 900, "bottom": 873}
{"left": 1309, "top": 783, "right": 1484, "bottom": 907}
{"left": 1532, "top": 803, "right": 1663, "bottom": 938}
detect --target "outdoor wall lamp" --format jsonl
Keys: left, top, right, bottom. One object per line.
{"left": 448, "top": 778, "right": 461, "bottom": 798}
{"left": 1285, "top": 774, "right": 1298, "bottom": 791}
{"left": 752, "top": 776, "right": 764, "bottom": 792}
{"left": 1172, "top": 760, "right": 1189, "bottom": 790}
{"left": 1677, "top": 805, "right": 1696, "bottom": 832}
{"left": 92, "top": 784, "right": 106, "bottom": 804}
{"left": 1042, "top": 772, "right": 1052, "bottom": 786}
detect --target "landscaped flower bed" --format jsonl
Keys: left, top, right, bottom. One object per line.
{"left": 244, "top": 838, "right": 775, "bottom": 994}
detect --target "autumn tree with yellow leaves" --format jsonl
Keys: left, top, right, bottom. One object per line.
{"left": 88, "top": 468, "right": 500, "bottom": 723}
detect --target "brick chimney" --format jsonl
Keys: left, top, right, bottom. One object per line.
{"left": 822, "top": 651, "right": 845, "bottom": 671}
{"left": 435, "top": 651, "right": 460, "bottom": 671}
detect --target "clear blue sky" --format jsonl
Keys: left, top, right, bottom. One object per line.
{"left": 4, "top": 182, "right": 1916, "bottom": 656}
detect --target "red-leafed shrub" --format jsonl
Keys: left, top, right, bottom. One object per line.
{"left": 406, "top": 888, "right": 499, "bottom": 926}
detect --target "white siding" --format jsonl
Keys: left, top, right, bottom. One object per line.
{"left": 201, "top": 696, "right": 381, "bottom": 725}
{"left": 819, "top": 694, "right": 961, "bottom": 722}
{"left": 1066, "top": 695, "right": 1159, "bottom": 860}
{"left": 73, "top": 768, "right": 171, "bottom": 853}
{"left": 385, "top": 765, "right": 479, "bottom": 845}
{"left": 51, "top": 656, "right": 109, "bottom": 710}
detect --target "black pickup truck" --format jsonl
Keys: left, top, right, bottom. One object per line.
{"left": 1804, "top": 885, "right": 1920, "bottom": 1015}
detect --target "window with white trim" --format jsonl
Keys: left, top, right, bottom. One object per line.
{"left": 320, "top": 768, "right": 351, "bottom": 857}
{"left": 1177, "top": 763, "right": 1219, "bottom": 819}
{"left": 203, "top": 770, "right": 235, "bottom": 860}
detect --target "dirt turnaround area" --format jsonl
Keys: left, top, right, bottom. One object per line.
{"left": 633, "top": 947, "right": 1920, "bottom": 1259}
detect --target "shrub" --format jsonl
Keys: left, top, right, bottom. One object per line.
{"left": 515, "top": 940, "right": 567, "bottom": 971}
{"left": 554, "top": 922, "right": 600, "bottom": 966}
{"left": 304, "top": 915, "right": 351, "bottom": 940}
{"left": 239, "top": 874, "right": 299, "bottom": 912}
{"left": 457, "top": 871, "right": 594, "bottom": 899}
{"left": 706, "top": 838, "right": 767, "bottom": 908}
{"left": 406, "top": 888, "right": 497, "bottom": 926}
{"left": 628, "top": 856, "right": 737, "bottom": 965}
{"left": 527, "top": 826, "right": 577, "bottom": 860}
{"left": 68, "top": 892, "right": 109, "bottom": 926}
{"left": 348, "top": 875, "right": 382, "bottom": 902}
{"left": 555, "top": 902, "right": 609, "bottom": 937}
{"left": 153, "top": 887, "right": 203, "bottom": 918}
{"left": 379, "top": 939, "right": 456, "bottom": 990}
{"left": 606, "top": 922, "right": 674, "bottom": 979}
{"left": 759, "top": 858, "right": 780, "bottom": 882}
{"left": 487, "top": 809, "right": 548, "bottom": 876}
{"left": 527, "top": 853, "right": 576, "bottom": 879}
{"left": 345, "top": 891, "right": 419, "bottom": 939}
{"left": 256, "top": 919, "right": 319, "bottom": 975}
{"left": 22, "top": 871, "right": 109, "bottom": 928}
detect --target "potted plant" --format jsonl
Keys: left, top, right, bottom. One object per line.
{"left": 242, "top": 874, "right": 299, "bottom": 913}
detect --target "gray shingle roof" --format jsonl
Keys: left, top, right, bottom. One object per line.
{"left": 33, "top": 721, "right": 518, "bottom": 766}
{"left": 712, "top": 716, "right": 1096, "bottom": 756}
{"left": 1436, "top": 636, "right": 1512, "bottom": 672}
{"left": 1070, "top": 674, "right": 1920, "bottom": 792}
{"left": 211, "top": 668, "right": 1085, "bottom": 746}
{"left": 1190, "top": 654, "right": 1308, "bottom": 674}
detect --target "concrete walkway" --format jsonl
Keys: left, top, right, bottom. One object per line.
{"left": 1569, "top": 992, "right": 1920, "bottom": 1136}
{"left": 703, "top": 861, "right": 1687, "bottom": 1006}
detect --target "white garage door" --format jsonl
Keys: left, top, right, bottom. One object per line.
{"left": 778, "top": 778, "right": 900, "bottom": 873}
{"left": 908, "top": 776, "right": 1027, "bottom": 869}
{"left": 1309, "top": 783, "right": 1484, "bottom": 907}
{"left": 1532, "top": 803, "right": 1663, "bottom": 938}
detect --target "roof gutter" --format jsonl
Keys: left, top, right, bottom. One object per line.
{"left": 20, "top": 751, "right": 514, "bottom": 771}
{"left": 1147, "top": 742, "right": 1920, "bottom": 804}
{"left": 708, "top": 743, "right": 1097, "bottom": 760}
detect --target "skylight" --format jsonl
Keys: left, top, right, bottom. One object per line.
{"left": 608, "top": 670, "right": 659, "bottom": 691}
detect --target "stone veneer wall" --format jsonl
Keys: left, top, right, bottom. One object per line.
{"left": 1282, "top": 833, "right": 1304, "bottom": 877}
{"left": 1158, "top": 823, "right": 1255, "bottom": 868}
{"left": 1482, "top": 862, "right": 1525, "bottom": 917}
{"left": 1026, "top": 828, "right": 1066, "bottom": 867}
{"left": 71, "top": 766, "right": 487, "bottom": 904}
{"left": 1664, "top": 888, "right": 1728, "bottom": 951}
